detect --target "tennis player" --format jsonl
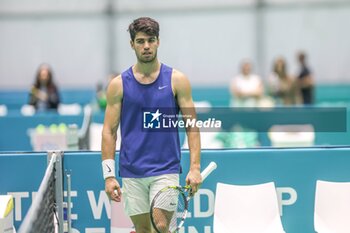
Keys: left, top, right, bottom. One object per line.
{"left": 101, "top": 17, "right": 201, "bottom": 233}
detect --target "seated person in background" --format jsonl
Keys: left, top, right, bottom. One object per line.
{"left": 29, "top": 64, "right": 60, "bottom": 111}
{"left": 268, "top": 57, "right": 301, "bottom": 106}
{"left": 230, "top": 60, "right": 264, "bottom": 107}
{"left": 297, "top": 51, "right": 315, "bottom": 105}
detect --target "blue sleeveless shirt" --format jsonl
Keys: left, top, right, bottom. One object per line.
{"left": 119, "top": 63, "right": 181, "bottom": 178}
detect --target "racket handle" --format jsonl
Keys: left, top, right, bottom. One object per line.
{"left": 201, "top": 161, "right": 217, "bottom": 182}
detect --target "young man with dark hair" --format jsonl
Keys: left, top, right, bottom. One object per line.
{"left": 101, "top": 17, "right": 201, "bottom": 233}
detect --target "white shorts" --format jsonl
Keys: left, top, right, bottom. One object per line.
{"left": 122, "top": 174, "right": 179, "bottom": 216}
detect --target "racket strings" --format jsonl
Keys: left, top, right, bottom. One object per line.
{"left": 151, "top": 188, "right": 187, "bottom": 233}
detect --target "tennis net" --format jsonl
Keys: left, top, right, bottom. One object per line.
{"left": 18, "top": 152, "right": 63, "bottom": 233}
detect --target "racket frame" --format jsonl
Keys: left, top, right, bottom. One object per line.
{"left": 150, "top": 162, "right": 217, "bottom": 232}
{"left": 150, "top": 185, "right": 189, "bottom": 233}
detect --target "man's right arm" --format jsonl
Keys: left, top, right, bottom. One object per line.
{"left": 101, "top": 75, "right": 123, "bottom": 202}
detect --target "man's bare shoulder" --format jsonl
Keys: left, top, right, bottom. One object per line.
{"left": 109, "top": 75, "right": 122, "bottom": 86}
{"left": 171, "top": 68, "right": 191, "bottom": 94}
{"left": 172, "top": 69, "right": 187, "bottom": 81}
{"left": 107, "top": 75, "right": 123, "bottom": 100}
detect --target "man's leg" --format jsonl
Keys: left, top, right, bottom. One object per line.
{"left": 149, "top": 174, "right": 180, "bottom": 233}
{"left": 150, "top": 208, "right": 174, "bottom": 233}
{"left": 122, "top": 177, "right": 153, "bottom": 233}
{"left": 130, "top": 213, "right": 153, "bottom": 233}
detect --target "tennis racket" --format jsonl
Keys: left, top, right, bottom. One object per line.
{"left": 150, "top": 161, "right": 217, "bottom": 233}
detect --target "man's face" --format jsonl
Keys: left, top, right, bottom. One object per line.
{"left": 131, "top": 32, "right": 159, "bottom": 63}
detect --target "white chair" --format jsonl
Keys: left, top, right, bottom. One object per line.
{"left": 89, "top": 123, "right": 121, "bottom": 151}
{"left": 182, "top": 131, "right": 223, "bottom": 149}
{"left": 314, "top": 180, "right": 350, "bottom": 233}
{"left": 58, "top": 103, "right": 82, "bottom": 115}
{"left": 194, "top": 100, "right": 212, "bottom": 112}
{"left": 20, "top": 104, "right": 35, "bottom": 116}
{"left": 0, "top": 105, "right": 8, "bottom": 117}
{"left": 268, "top": 124, "right": 315, "bottom": 147}
{"left": 214, "top": 182, "right": 285, "bottom": 233}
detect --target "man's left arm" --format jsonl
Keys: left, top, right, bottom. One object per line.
{"left": 172, "top": 70, "right": 202, "bottom": 194}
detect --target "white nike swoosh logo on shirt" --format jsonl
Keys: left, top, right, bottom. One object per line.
{"left": 158, "top": 85, "right": 168, "bottom": 90}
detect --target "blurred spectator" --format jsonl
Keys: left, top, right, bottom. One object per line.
{"left": 230, "top": 60, "right": 264, "bottom": 107}
{"left": 96, "top": 73, "right": 118, "bottom": 110}
{"left": 29, "top": 64, "right": 60, "bottom": 111}
{"left": 297, "top": 51, "right": 315, "bottom": 104}
{"left": 268, "top": 57, "right": 301, "bottom": 105}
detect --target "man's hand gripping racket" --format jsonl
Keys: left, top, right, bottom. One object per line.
{"left": 150, "top": 161, "right": 217, "bottom": 233}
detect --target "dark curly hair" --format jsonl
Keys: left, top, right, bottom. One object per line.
{"left": 128, "top": 17, "right": 160, "bottom": 41}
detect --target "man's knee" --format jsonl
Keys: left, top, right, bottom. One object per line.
{"left": 130, "top": 213, "right": 152, "bottom": 233}
{"left": 134, "top": 224, "right": 152, "bottom": 233}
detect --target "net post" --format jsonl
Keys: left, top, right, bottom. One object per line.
{"left": 66, "top": 172, "right": 72, "bottom": 233}
{"left": 48, "top": 150, "right": 64, "bottom": 233}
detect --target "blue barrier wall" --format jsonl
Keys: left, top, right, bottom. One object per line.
{"left": 1, "top": 147, "right": 350, "bottom": 233}
{"left": 1, "top": 106, "right": 348, "bottom": 151}
{"left": 0, "top": 113, "right": 83, "bottom": 151}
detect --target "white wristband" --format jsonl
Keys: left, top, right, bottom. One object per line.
{"left": 102, "top": 159, "right": 115, "bottom": 180}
